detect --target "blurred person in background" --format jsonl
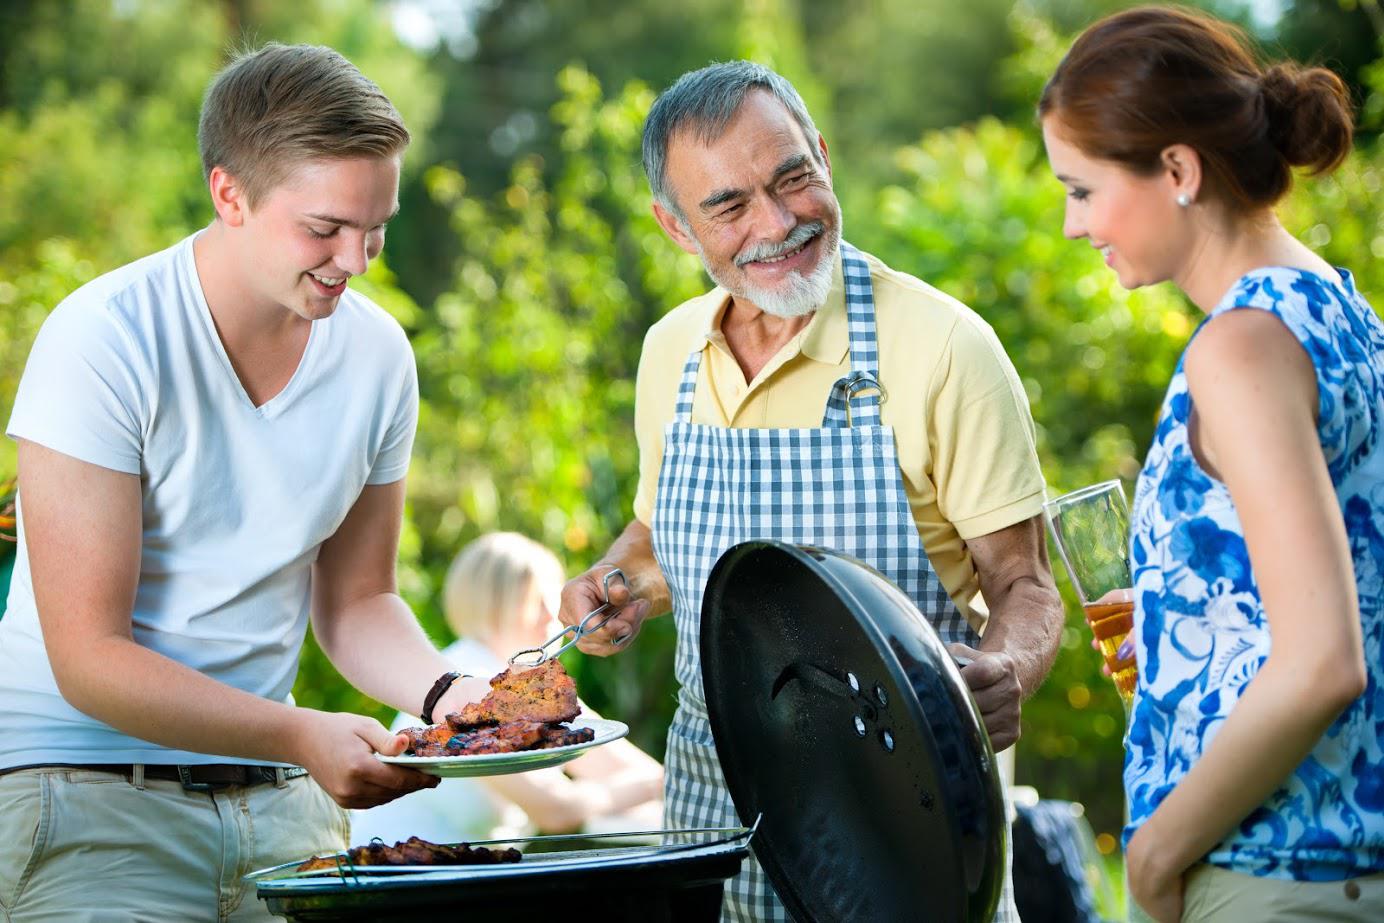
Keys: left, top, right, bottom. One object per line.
{"left": 0, "top": 44, "right": 492, "bottom": 921}
{"left": 351, "top": 531, "right": 664, "bottom": 845}
{"left": 1040, "top": 7, "right": 1384, "bottom": 921}
{"left": 557, "top": 60, "right": 1065, "bottom": 921}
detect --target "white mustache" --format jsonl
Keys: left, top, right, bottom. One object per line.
{"left": 735, "top": 222, "right": 824, "bottom": 267}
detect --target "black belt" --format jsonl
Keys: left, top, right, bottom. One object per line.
{"left": 0, "top": 763, "right": 309, "bottom": 792}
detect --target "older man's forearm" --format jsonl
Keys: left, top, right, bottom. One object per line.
{"left": 979, "top": 576, "right": 1064, "bottom": 699}
{"left": 965, "top": 514, "right": 1066, "bottom": 699}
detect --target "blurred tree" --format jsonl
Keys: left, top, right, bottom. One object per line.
{"left": 388, "top": 0, "right": 1133, "bottom": 310}
{"left": 389, "top": 0, "right": 1300, "bottom": 311}
{"left": 800, "top": 0, "right": 1018, "bottom": 187}
{"left": 1365, "top": 28, "right": 1384, "bottom": 129}
{"left": 0, "top": 0, "right": 215, "bottom": 476}
{"left": 1271, "top": 0, "right": 1384, "bottom": 129}
{"left": 738, "top": 0, "right": 831, "bottom": 135}
{"left": 387, "top": 0, "right": 743, "bottom": 309}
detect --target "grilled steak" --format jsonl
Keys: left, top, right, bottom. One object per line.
{"left": 538, "top": 723, "right": 596, "bottom": 748}
{"left": 400, "top": 722, "right": 454, "bottom": 755}
{"left": 401, "top": 659, "right": 593, "bottom": 757}
{"left": 407, "top": 720, "right": 592, "bottom": 757}
{"left": 412, "top": 720, "right": 547, "bottom": 757}
{"left": 449, "top": 660, "right": 580, "bottom": 728}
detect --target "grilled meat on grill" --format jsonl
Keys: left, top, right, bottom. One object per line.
{"left": 450, "top": 659, "right": 580, "bottom": 728}
{"left": 295, "top": 836, "right": 522, "bottom": 873}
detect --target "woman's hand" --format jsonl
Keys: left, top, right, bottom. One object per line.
{"left": 1125, "top": 823, "right": 1186, "bottom": 923}
{"left": 1090, "top": 634, "right": 1136, "bottom": 676}
{"left": 1087, "top": 587, "right": 1135, "bottom": 677}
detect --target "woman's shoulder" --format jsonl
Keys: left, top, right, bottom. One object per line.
{"left": 1184, "top": 298, "right": 1319, "bottom": 418}
{"left": 1202, "top": 265, "right": 1378, "bottom": 374}
{"left": 1213, "top": 265, "right": 1356, "bottom": 327}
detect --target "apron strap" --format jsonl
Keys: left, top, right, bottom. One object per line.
{"left": 672, "top": 342, "right": 703, "bottom": 423}
{"left": 823, "top": 242, "right": 883, "bottom": 428}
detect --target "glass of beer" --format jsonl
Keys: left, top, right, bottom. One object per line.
{"left": 1042, "top": 480, "right": 1137, "bottom": 704}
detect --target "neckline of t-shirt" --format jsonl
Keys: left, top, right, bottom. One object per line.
{"left": 179, "top": 234, "right": 323, "bottom": 419}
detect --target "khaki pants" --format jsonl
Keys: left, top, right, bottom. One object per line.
{"left": 0, "top": 767, "right": 349, "bottom": 923}
{"left": 1178, "top": 863, "right": 1384, "bottom": 922}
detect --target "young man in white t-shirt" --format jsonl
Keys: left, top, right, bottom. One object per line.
{"left": 0, "top": 44, "right": 490, "bottom": 920}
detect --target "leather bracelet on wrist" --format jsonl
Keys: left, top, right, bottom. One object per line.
{"left": 421, "top": 671, "right": 470, "bottom": 725}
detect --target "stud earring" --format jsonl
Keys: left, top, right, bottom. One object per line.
{"left": 1176, "top": 193, "right": 1192, "bottom": 207}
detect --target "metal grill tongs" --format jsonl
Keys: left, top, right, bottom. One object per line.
{"left": 509, "top": 568, "right": 627, "bottom": 667}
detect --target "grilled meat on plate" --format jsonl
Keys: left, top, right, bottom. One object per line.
{"left": 407, "top": 720, "right": 546, "bottom": 757}
{"left": 400, "top": 659, "right": 593, "bottom": 757}
{"left": 400, "top": 722, "right": 454, "bottom": 755}
{"left": 451, "top": 660, "right": 580, "bottom": 728}
{"left": 539, "top": 723, "right": 596, "bottom": 748}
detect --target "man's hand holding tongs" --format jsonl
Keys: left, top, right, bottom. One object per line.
{"left": 557, "top": 565, "right": 651, "bottom": 657}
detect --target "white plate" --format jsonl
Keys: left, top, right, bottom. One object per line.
{"left": 377, "top": 717, "right": 628, "bottom": 777}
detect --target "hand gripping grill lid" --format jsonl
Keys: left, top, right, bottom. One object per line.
{"left": 700, "top": 541, "right": 1007, "bottom": 923}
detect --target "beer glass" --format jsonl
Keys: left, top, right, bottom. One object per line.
{"left": 1042, "top": 480, "right": 1137, "bottom": 704}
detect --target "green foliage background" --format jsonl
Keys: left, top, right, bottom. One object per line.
{"left": 4, "top": 0, "right": 1384, "bottom": 864}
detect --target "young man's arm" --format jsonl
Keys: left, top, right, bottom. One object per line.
{"left": 20, "top": 439, "right": 444, "bottom": 808}
{"left": 307, "top": 477, "right": 490, "bottom": 726}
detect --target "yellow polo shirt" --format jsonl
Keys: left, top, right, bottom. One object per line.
{"left": 633, "top": 248, "right": 1045, "bottom": 631}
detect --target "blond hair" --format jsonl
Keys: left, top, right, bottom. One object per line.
{"left": 198, "top": 43, "right": 410, "bottom": 208}
{"left": 443, "top": 533, "right": 565, "bottom": 640}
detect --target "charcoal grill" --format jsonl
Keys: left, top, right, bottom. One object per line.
{"left": 248, "top": 825, "right": 753, "bottom": 922}
{"left": 252, "top": 541, "right": 1005, "bottom": 922}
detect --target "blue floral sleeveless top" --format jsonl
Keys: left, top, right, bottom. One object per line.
{"left": 1126, "top": 267, "right": 1384, "bottom": 880}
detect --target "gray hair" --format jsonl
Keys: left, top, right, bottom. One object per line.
{"left": 641, "top": 61, "right": 823, "bottom": 217}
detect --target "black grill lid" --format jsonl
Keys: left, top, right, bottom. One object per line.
{"left": 701, "top": 542, "right": 1005, "bottom": 923}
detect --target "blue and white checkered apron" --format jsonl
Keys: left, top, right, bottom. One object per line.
{"left": 652, "top": 243, "right": 1016, "bottom": 921}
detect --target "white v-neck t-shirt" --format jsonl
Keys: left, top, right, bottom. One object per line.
{"left": 1, "top": 233, "right": 418, "bottom": 767}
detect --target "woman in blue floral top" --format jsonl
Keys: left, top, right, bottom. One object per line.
{"left": 1039, "top": 7, "right": 1383, "bottom": 922}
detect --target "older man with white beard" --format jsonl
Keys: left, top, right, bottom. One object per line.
{"left": 557, "top": 61, "right": 1063, "bottom": 922}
